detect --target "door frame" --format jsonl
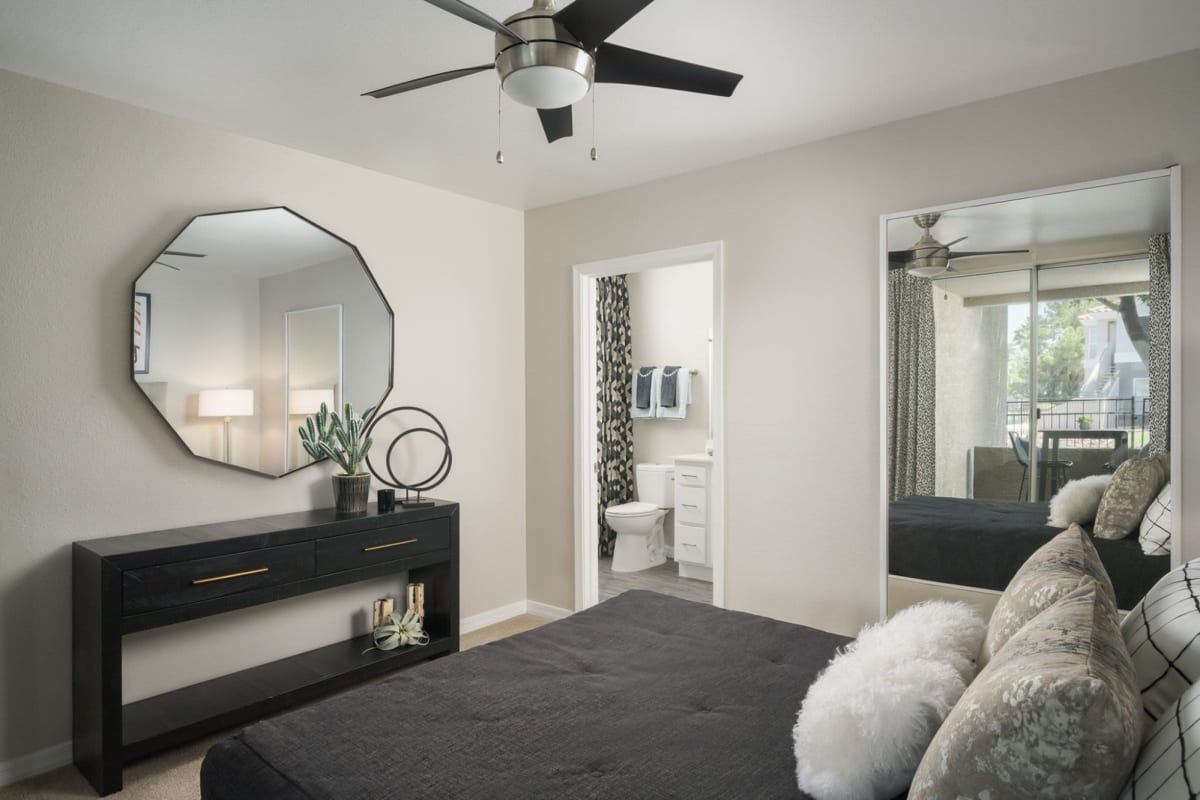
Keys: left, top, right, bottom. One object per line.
{"left": 572, "top": 241, "right": 726, "bottom": 612}
{"left": 878, "top": 167, "right": 1183, "bottom": 621}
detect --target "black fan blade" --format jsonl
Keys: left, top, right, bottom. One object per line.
{"left": 162, "top": 250, "right": 205, "bottom": 258}
{"left": 422, "top": 0, "right": 527, "bottom": 43}
{"left": 888, "top": 250, "right": 915, "bottom": 265}
{"left": 595, "top": 43, "right": 742, "bottom": 97}
{"left": 537, "top": 106, "right": 573, "bottom": 143}
{"left": 555, "top": 0, "right": 654, "bottom": 50}
{"left": 363, "top": 64, "right": 494, "bottom": 99}
{"left": 949, "top": 249, "right": 1031, "bottom": 259}
{"left": 153, "top": 260, "right": 182, "bottom": 271}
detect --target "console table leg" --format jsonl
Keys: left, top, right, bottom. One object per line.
{"left": 73, "top": 546, "right": 123, "bottom": 795}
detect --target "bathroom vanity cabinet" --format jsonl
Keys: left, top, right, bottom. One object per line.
{"left": 673, "top": 454, "right": 713, "bottom": 582}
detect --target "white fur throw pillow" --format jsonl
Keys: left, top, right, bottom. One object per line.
{"left": 793, "top": 601, "right": 985, "bottom": 800}
{"left": 1047, "top": 473, "right": 1113, "bottom": 528}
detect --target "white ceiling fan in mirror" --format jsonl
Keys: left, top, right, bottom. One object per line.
{"left": 131, "top": 207, "right": 394, "bottom": 477}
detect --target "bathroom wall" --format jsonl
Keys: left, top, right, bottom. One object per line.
{"left": 626, "top": 261, "right": 713, "bottom": 547}
{"left": 627, "top": 260, "right": 714, "bottom": 467}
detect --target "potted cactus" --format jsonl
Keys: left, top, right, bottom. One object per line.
{"left": 299, "top": 402, "right": 374, "bottom": 513}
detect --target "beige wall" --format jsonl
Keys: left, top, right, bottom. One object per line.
{"left": 0, "top": 69, "right": 525, "bottom": 764}
{"left": 525, "top": 50, "right": 1200, "bottom": 635}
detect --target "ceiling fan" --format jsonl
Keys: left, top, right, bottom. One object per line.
{"left": 888, "top": 213, "right": 1031, "bottom": 278}
{"left": 362, "top": 0, "right": 743, "bottom": 146}
{"left": 153, "top": 250, "right": 206, "bottom": 271}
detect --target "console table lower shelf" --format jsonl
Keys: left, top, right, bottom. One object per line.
{"left": 123, "top": 632, "right": 454, "bottom": 761}
{"left": 73, "top": 501, "right": 460, "bottom": 796}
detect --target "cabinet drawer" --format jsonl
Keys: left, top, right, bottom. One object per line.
{"left": 675, "top": 523, "right": 708, "bottom": 565}
{"left": 675, "top": 486, "right": 706, "bottom": 526}
{"left": 676, "top": 464, "right": 708, "bottom": 487}
{"left": 123, "top": 542, "right": 315, "bottom": 615}
{"left": 317, "top": 518, "right": 450, "bottom": 575}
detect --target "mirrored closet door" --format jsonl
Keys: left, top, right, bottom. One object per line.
{"left": 884, "top": 171, "right": 1177, "bottom": 619}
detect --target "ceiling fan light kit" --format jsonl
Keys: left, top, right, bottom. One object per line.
{"left": 363, "top": 0, "right": 742, "bottom": 154}
{"left": 494, "top": 4, "right": 594, "bottom": 109}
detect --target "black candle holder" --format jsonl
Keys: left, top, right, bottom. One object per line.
{"left": 364, "top": 406, "right": 452, "bottom": 509}
{"left": 377, "top": 488, "right": 396, "bottom": 513}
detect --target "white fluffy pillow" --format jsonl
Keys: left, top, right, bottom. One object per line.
{"left": 793, "top": 601, "right": 985, "bottom": 800}
{"left": 1047, "top": 473, "right": 1113, "bottom": 528}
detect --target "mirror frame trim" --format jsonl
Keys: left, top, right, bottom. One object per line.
{"left": 877, "top": 167, "right": 1182, "bottom": 621}
{"left": 130, "top": 205, "right": 395, "bottom": 478}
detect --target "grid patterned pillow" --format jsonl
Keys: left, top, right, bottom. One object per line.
{"left": 1139, "top": 483, "right": 1172, "bottom": 556}
{"left": 1119, "top": 680, "right": 1200, "bottom": 799}
{"left": 1122, "top": 559, "right": 1200, "bottom": 730}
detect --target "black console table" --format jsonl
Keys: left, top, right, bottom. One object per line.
{"left": 72, "top": 500, "right": 460, "bottom": 796}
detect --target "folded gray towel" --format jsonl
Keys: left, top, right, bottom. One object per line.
{"left": 635, "top": 368, "right": 656, "bottom": 409}
{"left": 660, "top": 366, "right": 681, "bottom": 408}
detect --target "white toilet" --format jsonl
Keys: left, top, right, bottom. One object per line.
{"left": 605, "top": 463, "right": 674, "bottom": 573}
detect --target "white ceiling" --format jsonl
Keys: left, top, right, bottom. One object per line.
{"left": 2, "top": 1, "right": 1199, "bottom": 209}
{"left": 150, "top": 208, "right": 353, "bottom": 279}
{"left": 887, "top": 175, "right": 1172, "bottom": 252}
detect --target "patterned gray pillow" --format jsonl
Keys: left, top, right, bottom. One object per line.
{"left": 910, "top": 577, "right": 1142, "bottom": 800}
{"left": 981, "top": 525, "right": 1115, "bottom": 664}
{"left": 1121, "top": 559, "right": 1200, "bottom": 731}
{"left": 1119, "top": 680, "right": 1200, "bottom": 798}
{"left": 1094, "top": 454, "right": 1170, "bottom": 539}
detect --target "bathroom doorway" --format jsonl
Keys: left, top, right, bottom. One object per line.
{"left": 572, "top": 242, "right": 726, "bottom": 611}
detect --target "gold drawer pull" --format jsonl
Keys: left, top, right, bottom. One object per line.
{"left": 363, "top": 538, "right": 418, "bottom": 553}
{"left": 192, "top": 567, "right": 269, "bottom": 585}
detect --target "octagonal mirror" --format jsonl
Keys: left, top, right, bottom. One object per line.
{"left": 132, "top": 207, "right": 393, "bottom": 476}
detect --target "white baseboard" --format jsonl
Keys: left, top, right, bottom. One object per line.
{"left": 1, "top": 598, "right": 577, "bottom": 788}
{"left": 460, "top": 600, "right": 529, "bottom": 634}
{"left": 525, "top": 600, "right": 572, "bottom": 620}
{"left": 0, "top": 741, "right": 72, "bottom": 788}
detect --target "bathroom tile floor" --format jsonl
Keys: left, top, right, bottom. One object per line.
{"left": 598, "top": 557, "right": 712, "bottom": 605}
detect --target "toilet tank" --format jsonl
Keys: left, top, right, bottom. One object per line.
{"left": 635, "top": 463, "right": 675, "bottom": 508}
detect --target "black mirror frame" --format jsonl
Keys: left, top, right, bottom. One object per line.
{"left": 130, "top": 206, "right": 395, "bottom": 478}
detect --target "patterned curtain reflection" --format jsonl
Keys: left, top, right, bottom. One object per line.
{"left": 887, "top": 269, "right": 937, "bottom": 501}
{"left": 1148, "top": 233, "right": 1171, "bottom": 454}
{"left": 596, "top": 275, "right": 634, "bottom": 557}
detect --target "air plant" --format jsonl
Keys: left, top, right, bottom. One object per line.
{"left": 365, "top": 608, "right": 430, "bottom": 653}
{"left": 298, "top": 402, "right": 373, "bottom": 475}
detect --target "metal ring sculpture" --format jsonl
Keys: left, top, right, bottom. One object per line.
{"left": 364, "top": 406, "right": 452, "bottom": 494}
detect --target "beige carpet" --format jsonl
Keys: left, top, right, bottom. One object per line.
{"left": 0, "top": 614, "right": 552, "bottom": 799}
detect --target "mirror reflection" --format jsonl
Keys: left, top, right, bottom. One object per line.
{"left": 133, "top": 208, "right": 393, "bottom": 476}
{"left": 886, "top": 175, "right": 1173, "bottom": 617}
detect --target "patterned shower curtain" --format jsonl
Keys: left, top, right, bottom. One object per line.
{"left": 887, "top": 269, "right": 936, "bottom": 501}
{"left": 1148, "top": 233, "right": 1171, "bottom": 454}
{"left": 596, "top": 275, "right": 634, "bottom": 557}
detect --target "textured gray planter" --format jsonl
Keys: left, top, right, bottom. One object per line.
{"left": 333, "top": 473, "right": 371, "bottom": 513}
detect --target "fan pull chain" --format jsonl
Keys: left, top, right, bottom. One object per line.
{"left": 590, "top": 85, "right": 597, "bottom": 161}
{"left": 496, "top": 85, "right": 504, "bottom": 165}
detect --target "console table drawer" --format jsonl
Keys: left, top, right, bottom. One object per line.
{"left": 122, "top": 543, "right": 315, "bottom": 615}
{"left": 317, "top": 518, "right": 450, "bottom": 574}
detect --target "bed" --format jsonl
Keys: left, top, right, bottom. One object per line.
{"left": 201, "top": 590, "right": 880, "bottom": 800}
{"left": 889, "top": 495, "right": 1169, "bottom": 610}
